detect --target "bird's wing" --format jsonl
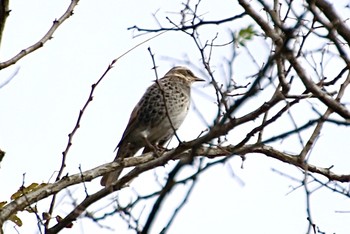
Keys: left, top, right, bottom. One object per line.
{"left": 114, "top": 100, "right": 142, "bottom": 151}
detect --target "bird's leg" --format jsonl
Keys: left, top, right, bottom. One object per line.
{"left": 142, "top": 137, "right": 161, "bottom": 156}
{"left": 155, "top": 144, "right": 167, "bottom": 151}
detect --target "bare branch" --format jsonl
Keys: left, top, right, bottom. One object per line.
{"left": 128, "top": 13, "right": 247, "bottom": 33}
{"left": 0, "top": 0, "right": 79, "bottom": 70}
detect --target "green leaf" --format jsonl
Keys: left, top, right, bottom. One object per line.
{"left": 0, "top": 201, "right": 7, "bottom": 208}
{"left": 11, "top": 183, "right": 47, "bottom": 200}
{"left": 9, "top": 214, "right": 23, "bottom": 227}
{"left": 235, "top": 25, "right": 256, "bottom": 46}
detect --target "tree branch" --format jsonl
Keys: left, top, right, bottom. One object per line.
{"left": 1, "top": 143, "right": 347, "bottom": 231}
{"left": 0, "top": 0, "right": 79, "bottom": 70}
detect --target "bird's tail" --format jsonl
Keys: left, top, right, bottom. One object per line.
{"left": 100, "top": 167, "right": 123, "bottom": 187}
{"left": 101, "top": 142, "right": 140, "bottom": 187}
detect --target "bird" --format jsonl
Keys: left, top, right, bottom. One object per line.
{"left": 100, "top": 66, "right": 204, "bottom": 187}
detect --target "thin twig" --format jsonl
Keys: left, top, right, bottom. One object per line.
{"left": 148, "top": 47, "right": 182, "bottom": 143}
{"left": 0, "top": 0, "right": 80, "bottom": 70}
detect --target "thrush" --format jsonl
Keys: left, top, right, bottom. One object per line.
{"left": 101, "top": 66, "right": 204, "bottom": 187}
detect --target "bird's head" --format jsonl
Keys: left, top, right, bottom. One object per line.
{"left": 164, "top": 66, "right": 205, "bottom": 83}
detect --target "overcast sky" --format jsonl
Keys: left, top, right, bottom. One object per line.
{"left": 0, "top": 1, "right": 349, "bottom": 233}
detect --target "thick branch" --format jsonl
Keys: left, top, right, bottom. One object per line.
{"left": 238, "top": 0, "right": 283, "bottom": 46}
{"left": 141, "top": 161, "right": 186, "bottom": 233}
{"left": 46, "top": 143, "right": 350, "bottom": 233}
{"left": 0, "top": 153, "right": 156, "bottom": 227}
{"left": 1, "top": 143, "right": 348, "bottom": 231}
{"left": 286, "top": 51, "right": 350, "bottom": 120}
{"left": 311, "top": 0, "right": 350, "bottom": 44}
{"left": 251, "top": 145, "right": 350, "bottom": 182}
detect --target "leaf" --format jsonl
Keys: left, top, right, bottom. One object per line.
{"left": 235, "top": 25, "right": 256, "bottom": 46}
{"left": 0, "top": 201, "right": 7, "bottom": 208}
{"left": 9, "top": 214, "right": 23, "bottom": 227}
{"left": 11, "top": 183, "right": 47, "bottom": 200}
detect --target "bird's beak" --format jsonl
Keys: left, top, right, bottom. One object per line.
{"left": 194, "top": 77, "right": 205, "bottom": 82}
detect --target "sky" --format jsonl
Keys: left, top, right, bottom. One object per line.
{"left": 0, "top": 0, "right": 349, "bottom": 233}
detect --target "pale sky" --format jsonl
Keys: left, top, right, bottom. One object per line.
{"left": 0, "top": 1, "right": 349, "bottom": 233}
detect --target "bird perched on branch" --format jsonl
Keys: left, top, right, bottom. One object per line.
{"left": 101, "top": 66, "right": 204, "bottom": 187}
